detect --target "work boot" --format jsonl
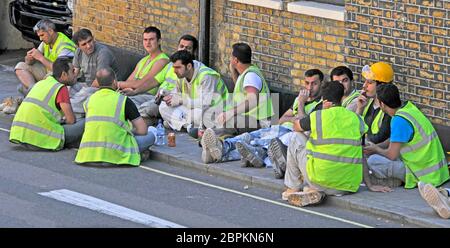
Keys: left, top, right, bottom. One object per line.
{"left": 418, "top": 182, "right": 450, "bottom": 219}
{"left": 268, "top": 138, "right": 287, "bottom": 179}
{"left": 201, "top": 128, "right": 223, "bottom": 163}
{"left": 0, "top": 96, "right": 14, "bottom": 112}
{"left": 239, "top": 158, "right": 252, "bottom": 168}
{"left": 236, "top": 141, "right": 266, "bottom": 168}
{"left": 3, "top": 96, "right": 22, "bottom": 114}
{"left": 140, "top": 150, "right": 150, "bottom": 162}
{"left": 287, "top": 190, "right": 326, "bottom": 207}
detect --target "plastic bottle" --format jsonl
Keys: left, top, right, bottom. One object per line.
{"left": 156, "top": 120, "right": 166, "bottom": 146}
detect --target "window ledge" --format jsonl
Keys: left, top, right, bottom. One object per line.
{"left": 287, "top": 1, "right": 344, "bottom": 21}
{"left": 228, "top": 0, "right": 283, "bottom": 10}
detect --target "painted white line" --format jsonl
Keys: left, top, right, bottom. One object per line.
{"left": 0, "top": 127, "right": 10, "bottom": 133}
{"left": 140, "top": 166, "right": 373, "bottom": 228}
{"left": 39, "top": 189, "right": 185, "bottom": 228}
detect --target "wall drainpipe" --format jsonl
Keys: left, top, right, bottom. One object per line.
{"left": 199, "top": 0, "right": 210, "bottom": 66}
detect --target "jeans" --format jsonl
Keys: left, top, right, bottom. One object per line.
{"left": 135, "top": 132, "right": 156, "bottom": 152}
{"left": 221, "top": 125, "right": 292, "bottom": 162}
{"left": 63, "top": 119, "right": 86, "bottom": 148}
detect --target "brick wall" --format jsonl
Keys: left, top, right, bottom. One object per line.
{"left": 210, "top": 0, "right": 346, "bottom": 94}
{"left": 73, "top": 0, "right": 200, "bottom": 56}
{"left": 345, "top": 0, "right": 449, "bottom": 126}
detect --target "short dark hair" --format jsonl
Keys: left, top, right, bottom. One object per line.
{"left": 305, "top": 69, "right": 324, "bottom": 82}
{"left": 72, "top": 28, "right": 93, "bottom": 46}
{"left": 96, "top": 67, "right": 116, "bottom": 87}
{"left": 232, "top": 43, "right": 252, "bottom": 64}
{"left": 143, "top": 26, "right": 161, "bottom": 40}
{"left": 321, "top": 81, "right": 344, "bottom": 105}
{"left": 52, "top": 57, "right": 72, "bottom": 79}
{"left": 330, "top": 66, "right": 354, "bottom": 81}
{"left": 170, "top": 50, "right": 194, "bottom": 67}
{"left": 179, "top": 34, "right": 199, "bottom": 55}
{"left": 376, "top": 84, "right": 402, "bottom": 108}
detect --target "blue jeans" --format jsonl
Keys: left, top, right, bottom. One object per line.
{"left": 135, "top": 132, "right": 156, "bottom": 152}
{"left": 221, "top": 125, "right": 292, "bottom": 162}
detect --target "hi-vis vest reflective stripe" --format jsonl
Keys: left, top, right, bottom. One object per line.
{"left": 306, "top": 107, "right": 367, "bottom": 192}
{"left": 395, "top": 101, "right": 449, "bottom": 188}
{"left": 43, "top": 32, "right": 76, "bottom": 63}
{"left": 75, "top": 89, "right": 140, "bottom": 166}
{"left": 181, "top": 65, "right": 228, "bottom": 107}
{"left": 227, "top": 65, "right": 273, "bottom": 120}
{"left": 135, "top": 53, "right": 169, "bottom": 95}
{"left": 9, "top": 76, "right": 64, "bottom": 150}
{"left": 342, "top": 90, "right": 361, "bottom": 108}
{"left": 159, "top": 62, "right": 177, "bottom": 92}
{"left": 362, "top": 98, "right": 385, "bottom": 135}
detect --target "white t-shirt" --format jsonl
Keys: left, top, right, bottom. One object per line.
{"left": 239, "top": 72, "right": 262, "bottom": 92}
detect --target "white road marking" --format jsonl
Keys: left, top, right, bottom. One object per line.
{"left": 0, "top": 127, "right": 371, "bottom": 227}
{"left": 140, "top": 166, "right": 373, "bottom": 228}
{"left": 0, "top": 127, "right": 10, "bottom": 133}
{"left": 39, "top": 189, "right": 185, "bottom": 228}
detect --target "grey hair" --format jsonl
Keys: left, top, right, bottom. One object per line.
{"left": 96, "top": 67, "right": 116, "bottom": 87}
{"left": 33, "top": 19, "right": 56, "bottom": 33}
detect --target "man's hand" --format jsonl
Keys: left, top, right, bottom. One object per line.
{"left": 120, "top": 88, "right": 137, "bottom": 96}
{"left": 356, "top": 92, "right": 369, "bottom": 111}
{"left": 297, "top": 89, "right": 309, "bottom": 104}
{"left": 363, "top": 141, "right": 379, "bottom": 156}
{"left": 368, "top": 185, "right": 393, "bottom": 193}
{"left": 163, "top": 94, "right": 182, "bottom": 107}
{"left": 28, "top": 48, "right": 44, "bottom": 62}
{"left": 216, "top": 111, "right": 233, "bottom": 126}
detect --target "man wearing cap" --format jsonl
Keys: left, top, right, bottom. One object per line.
{"left": 364, "top": 84, "right": 449, "bottom": 189}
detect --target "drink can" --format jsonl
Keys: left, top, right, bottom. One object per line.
{"left": 168, "top": 132, "right": 176, "bottom": 147}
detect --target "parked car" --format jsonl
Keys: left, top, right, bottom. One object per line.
{"left": 9, "top": 0, "right": 74, "bottom": 46}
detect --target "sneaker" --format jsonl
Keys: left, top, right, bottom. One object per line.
{"left": 201, "top": 128, "right": 223, "bottom": 163}
{"left": 236, "top": 141, "right": 266, "bottom": 168}
{"left": 288, "top": 190, "right": 326, "bottom": 207}
{"left": 0, "top": 97, "right": 14, "bottom": 112}
{"left": 268, "top": 138, "right": 287, "bottom": 179}
{"left": 419, "top": 182, "right": 450, "bottom": 219}
{"left": 3, "top": 96, "right": 22, "bottom": 114}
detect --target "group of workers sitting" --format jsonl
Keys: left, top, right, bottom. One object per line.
{"left": 4, "top": 19, "right": 450, "bottom": 218}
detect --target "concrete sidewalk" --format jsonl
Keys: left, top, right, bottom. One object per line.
{"left": 0, "top": 55, "right": 449, "bottom": 228}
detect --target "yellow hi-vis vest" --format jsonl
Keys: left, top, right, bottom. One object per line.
{"left": 75, "top": 89, "right": 140, "bottom": 166}
{"left": 181, "top": 65, "right": 228, "bottom": 107}
{"left": 306, "top": 107, "right": 368, "bottom": 192}
{"left": 283, "top": 98, "right": 322, "bottom": 130}
{"left": 134, "top": 53, "right": 169, "bottom": 95}
{"left": 10, "top": 76, "right": 64, "bottom": 150}
{"left": 226, "top": 65, "right": 273, "bottom": 120}
{"left": 362, "top": 98, "right": 385, "bottom": 135}
{"left": 342, "top": 89, "right": 361, "bottom": 108}
{"left": 395, "top": 101, "right": 449, "bottom": 188}
{"left": 43, "top": 32, "right": 76, "bottom": 63}
{"left": 159, "top": 62, "right": 177, "bottom": 92}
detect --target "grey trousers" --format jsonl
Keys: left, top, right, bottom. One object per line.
{"left": 284, "top": 132, "right": 348, "bottom": 196}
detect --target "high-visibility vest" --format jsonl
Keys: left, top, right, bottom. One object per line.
{"left": 75, "top": 89, "right": 140, "bottom": 166}
{"left": 134, "top": 53, "right": 169, "bottom": 95}
{"left": 306, "top": 107, "right": 368, "bottom": 192}
{"left": 283, "top": 98, "right": 322, "bottom": 129}
{"left": 10, "top": 76, "right": 64, "bottom": 150}
{"left": 226, "top": 65, "right": 273, "bottom": 120}
{"left": 181, "top": 65, "right": 228, "bottom": 107}
{"left": 159, "top": 62, "right": 177, "bottom": 92}
{"left": 342, "top": 89, "right": 361, "bottom": 108}
{"left": 362, "top": 98, "right": 385, "bottom": 135}
{"left": 43, "top": 32, "right": 76, "bottom": 63}
{"left": 395, "top": 101, "right": 449, "bottom": 188}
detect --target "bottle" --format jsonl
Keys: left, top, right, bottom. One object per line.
{"left": 156, "top": 120, "right": 166, "bottom": 146}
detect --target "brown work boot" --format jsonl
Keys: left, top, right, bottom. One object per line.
{"left": 3, "top": 96, "right": 22, "bottom": 114}
{"left": 288, "top": 190, "right": 326, "bottom": 207}
{"left": 0, "top": 96, "right": 14, "bottom": 112}
{"left": 281, "top": 188, "right": 300, "bottom": 201}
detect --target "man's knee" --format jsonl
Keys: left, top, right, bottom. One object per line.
{"left": 15, "top": 62, "right": 30, "bottom": 73}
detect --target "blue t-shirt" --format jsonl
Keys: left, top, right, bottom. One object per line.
{"left": 390, "top": 116, "right": 414, "bottom": 143}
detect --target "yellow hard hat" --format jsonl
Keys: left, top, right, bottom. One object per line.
{"left": 361, "top": 62, "right": 394, "bottom": 83}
